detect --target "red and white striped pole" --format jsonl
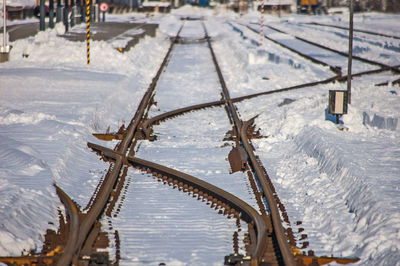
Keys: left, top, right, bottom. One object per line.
{"left": 260, "top": 0, "right": 264, "bottom": 46}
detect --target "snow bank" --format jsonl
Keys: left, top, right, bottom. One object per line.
{"left": 0, "top": 136, "right": 58, "bottom": 256}
{"left": 0, "top": 13, "right": 173, "bottom": 255}
{"left": 295, "top": 127, "right": 400, "bottom": 263}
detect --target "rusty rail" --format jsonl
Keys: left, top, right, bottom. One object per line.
{"left": 87, "top": 141, "right": 269, "bottom": 263}
{"left": 127, "top": 155, "right": 268, "bottom": 260}
{"left": 142, "top": 100, "right": 224, "bottom": 138}
{"left": 69, "top": 20, "right": 272, "bottom": 265}
{"left": 265, "top": 23, "right": 392, "bottom": 70}
{"left": 63, "top": 25, "right": 184, "bottom": 264}
{"left": 54, "top": 184, "right": 80, "bottom": 266}
{"left": 237, "top": 22, "right": 343, "bottom": 77}
{"left": 203, "top": 22, "right": 296, "bottom": 266}
{"left": 83, "top": 21, "right": 273, "bottom": 265}
{"left": 240, "top": 118, "right": 296, "bottom": 265}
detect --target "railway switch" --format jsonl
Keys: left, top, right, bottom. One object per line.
{"left": 228, "top": 146, "right": 248, "bottom": 173}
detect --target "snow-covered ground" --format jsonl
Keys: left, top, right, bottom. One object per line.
{"left": 0, "top": 5, "right": 399, "bottom": 265}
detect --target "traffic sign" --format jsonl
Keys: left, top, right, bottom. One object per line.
{"left": 99, "top": 2, "right": 109, "bottom": 12}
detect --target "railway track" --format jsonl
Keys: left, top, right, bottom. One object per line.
{"left": 264, "top": 24, "right": 399, "bottom": 72}
{"left": 240, "top": 21, "right": 399, "bottom": 86}
{"left": 302, "top": 22, "right": 400, "bottom": 40}
{"left": 0, "top": 20, "right": 272, "bottom": 265}
{"left": 77, "top": 20, "right": 296, "bottom": 265}
{"left": 2, "top": 16, "right": 378, "bottom": 266}
{"left": 73, "top": 25, "right": 185, "bottom": 265}
{"left": 236, "top": 22, "right": 343, "bottom": 77}
{"left": 204, "top": 21, "right": 296, "bottom": 265}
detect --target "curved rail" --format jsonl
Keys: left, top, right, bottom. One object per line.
{"left": 54, "top": 184, "right": 80, "bottom": 266}
{"left": 71, "top": 25, "right": 184, "bottom": 262}
{"left": 119, "top": 25, "right": 184, "bottom": 153}
{"left": 203, "top": 22, "right": 296, "bottom": 266}
{"left": 240, "top": 118, "right": 296, "bottom": 265}
{"left": 127, "top": 155, "right": 268, "bottom": 261}
{"left": 141, "top": 64, "right": 397, "bottom": 132}
{"left": 142, "top": 100, "right": 224, "bottom": 137}
{"left": 86, "top": 141, "right": 269, "bottom": 263}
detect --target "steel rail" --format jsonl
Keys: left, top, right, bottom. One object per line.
{"left": 232, "top": 76, "right": 337, "bottom": 103}
{"left": 240, "top": 118, "right": 297, "bottom": 265}
{"left": 231, "top": 65, "right": 398, "bottom": 103}
{"left": 302, "top": 22, "right": 400, "bottom": 40}
{"left": 118, "top": 25, "right": 184, "bottom": 153}
{"left": 71, "top": 25, "right": 184, "bottom": 262}
{"left": 86, "top": 20, "right": 271, "bottom": 262}
{"left": 265, "top": 24, "right": 390, "bottom": 69}
{"left": 204, "top": 26, "right": 242, "bottom": 137}
{"left": 127, "top": 155, "right": 268, "bottom": 260}
{"left": 337, "top": 66, "right": 400, "bottom": 81}
{"left": 87, "top": 141, "right": 269, "bottom": 262}
{"left": 54, "top": 184, "right": 80, "bottom": 266}
{"left": 247, "top": 22, "right": 400, "bottom": 77}
{"left": 203, "top": 22, "right": 296, "bottom": 266}
{"left": 142, "top": 100, "right": 225, "bottom": 137}
{"left": 240, "top": 23, "right": 343, "bottom": 76}
{"left": 141, "top": 65, "right": 397, "bottom": 131}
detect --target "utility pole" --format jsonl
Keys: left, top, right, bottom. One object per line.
{"left": 1, "top": 0, "right": 10, "bottom": 62}
{"left": 56, "top": 0, "right": 62, "bottom": 22}
{"left": 49, "top": 0, "right": 55, "bottom": 28}
{"left": 70, "top": 0, "right": 75, "bottom": 27}
{"left": 40, "top": 0, "right": 45, "bottom": 31}
{"left": 260, "top": 0, "right": 264, "bottom": 46}
{"left": 2, "top": 0, "right": 6, "bottom": 49}
{"left": 64, "top": 0, "right": 69, "bottom": 32}
{"left": 347, "top": 0, "right": 354, "bottom": 104}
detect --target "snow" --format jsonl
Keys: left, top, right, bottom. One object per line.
{"left": 0, "top": 0, "right": 36, "bottom": 7}
{"left": 1, "top": 5, "right": 400, "bottom": 265}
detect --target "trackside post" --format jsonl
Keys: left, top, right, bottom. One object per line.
{"left": 71, "top": 0, "right": 75, "bottom": 27}
{"left": 56, "top": 0, "right": 62, "bottom": 22}
{"left": 347, "top": 0, "right": 354, "bottom": 104}
{"left": 260, "top": 0, "right": 264, "bottom": 46}
{"left": 40, "top": 0, "right": 45, "bottom": 31}
{"left": 86, "top": 0, "right": 91, "bottom": 65}
{"left": 49, "top": 0, "right": 54, "bottom": 28}
{"left": 1, "top": 0, "right": 10, "bottom": 63}
{"left": 64, "top": 0, "right": 69, "bottom": 32}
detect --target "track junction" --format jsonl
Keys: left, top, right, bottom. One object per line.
{"left": 1, "top": 9, "right": 399, "bottom": 266}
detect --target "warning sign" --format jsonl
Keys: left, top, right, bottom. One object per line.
{"left": 99, "top": 2, "right": 109, "bottom": 12}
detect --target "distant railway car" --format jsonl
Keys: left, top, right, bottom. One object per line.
{"left": 297, "top": 0, "right": 320, "bottom": 14}
{"left": 256, "top": 0, "right": 292, "bottom": 13}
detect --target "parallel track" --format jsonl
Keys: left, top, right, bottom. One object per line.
{"left": 239, "top": 22, "right": 343, "bottom": 76}
{"left": 246, "top": 21, "right": 400, "bottom": 78}
{"left": 265, "top": 24, "right": 397, "bottom": 71}
{"left": 302, "top": 22, "right": 400, "bottom": 40}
